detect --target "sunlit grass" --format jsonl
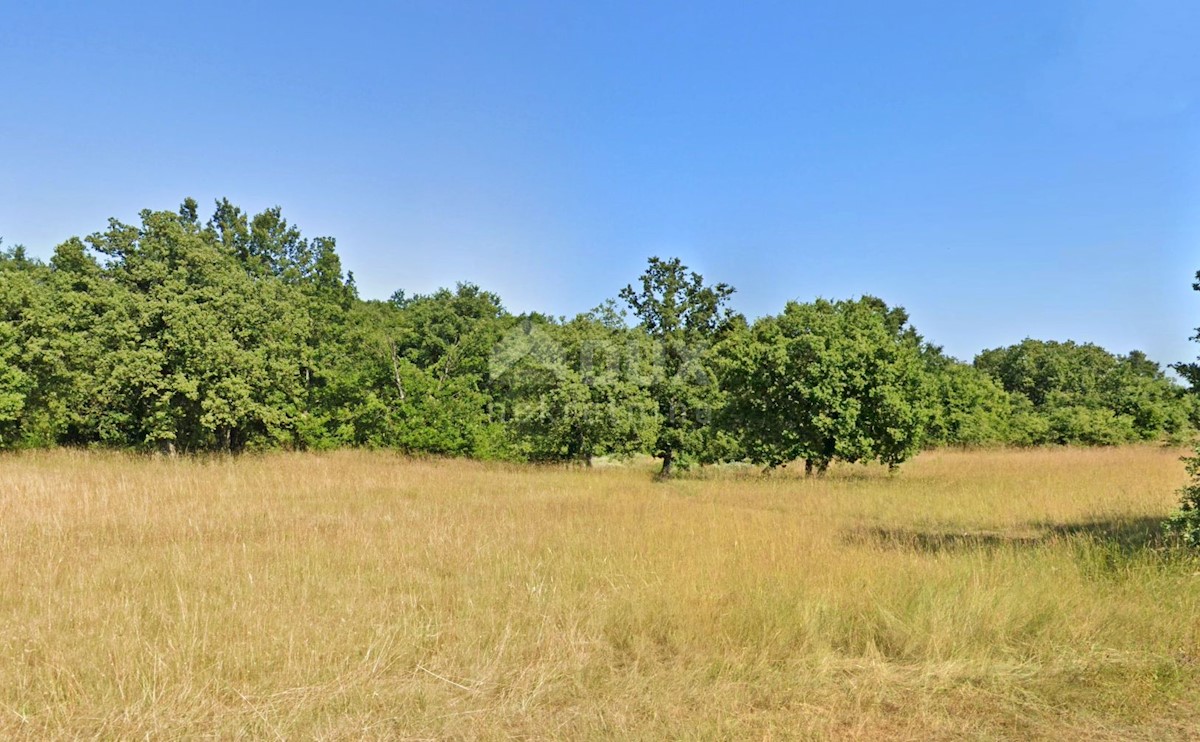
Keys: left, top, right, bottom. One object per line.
{"left": 1, "top": 447, "right": 1197, "bottom": 739}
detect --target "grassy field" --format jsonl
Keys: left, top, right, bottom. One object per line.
{"left": 1, "top": 447, "right": 1198, "bottom": 739}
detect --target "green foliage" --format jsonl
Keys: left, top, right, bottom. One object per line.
{"left": 1167, "top": 269, "right": 1200, "bottom": 546}
{"left": 720, "top": 296, "right": 930, "bottom": 473}
{"left": 1167, "top": 453, "right": 1200, "bottom": 547}
{"left": 921, "top": 356, "right": 1013, "bottom": 447}
{"left": 0, "top": 246, "right": 38, "bottom": 445}
{"left": 0, "top": 202, "right": 359, "bottom": 452}
{"left": 974, "top": 339, "right": 1190, "bottom": 445}
{"left": 80, "top": 208, "right": 320, "bottom": 451}
{"left": 494, "top": 308, "right": 660, "bottom": 464}
{"left": 619, "top": 258, "right": 736, "bottom": 475}
{"left": 1005, "top": 396, "right": 1053, "bottom": 447}
{"left": 975, "top": 339, "right": 1113, "bottom": 408}
{"left": 324, "top": 287, "right": 504, "bottom": 457}
{"left": 0, "top": 240, "right": 100, "bottom": 447}
{"left": 2, "top": 201, "right": 1191, "bottom": 478}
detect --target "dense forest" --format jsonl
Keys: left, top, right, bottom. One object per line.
{"left": 0, "top": 199, "right": 1194, "bottom": 473}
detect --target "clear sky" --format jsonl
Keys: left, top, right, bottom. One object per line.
{"left": 2, "top": 1, "right": 1198, "bottom": 366}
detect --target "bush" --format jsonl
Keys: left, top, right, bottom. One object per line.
{"left": 1046, "top": 405, "right": 1136, "bottom": 446}
{"left": 1166, "top": 451, "right": 1200, "bottom": 547}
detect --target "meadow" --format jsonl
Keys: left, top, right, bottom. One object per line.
{"left": 1, "top": 447, "right": 1198, "bottom": 740}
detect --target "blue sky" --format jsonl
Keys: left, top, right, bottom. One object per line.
{"left": 2, "top": 1, "right": 1198, "bottom": 366}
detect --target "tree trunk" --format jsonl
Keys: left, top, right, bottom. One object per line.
{"left": 804, "top": 458, "right": 814, "bottom": 477}
{"left": 659, "top": 450, "right": 674, "bottom": 479}
{"left": 820, "top": 439, "right": 836, "bottom": 476}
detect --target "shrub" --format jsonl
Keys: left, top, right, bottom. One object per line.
{"left": 1167, "top": 451, "right": 1200, "bottom": 547}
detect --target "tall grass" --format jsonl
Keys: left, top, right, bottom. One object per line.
{"left": 1, "top": 447, "right": 1197, "bottom": 739}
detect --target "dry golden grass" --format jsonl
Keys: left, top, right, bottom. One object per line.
{"left": 1, "top": 446, "right": 1198, "bottom": 739}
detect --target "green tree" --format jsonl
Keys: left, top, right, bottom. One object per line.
{"left": 975, "top": 339, "right": 1114, "bottom": 408}
{"left": 495, "top": 305, "right": 659, "bottom": 464}
{"left": 1106, "top": 351, "right": 1193, "bottom": 440}
{"left": 720, "top": 296, "right": 930, "bottom": 473}
{"left": 1167, "top": 268, "right": 1200, "bottom": 545}
{"left": 323, "top": 284, "right": 509, "bottom": 457}
{"left": 71, "top": 204, "right": 318, "bottom": 451}
{"left": 976, "top": 339, "right": 1190, "bottom": 444}
{"left": 0, "top": 244, "right": 42, "bottom": 446}
{"left": 921, "top": 351, "right": 1014, "bottom": 447}
{"left": 31, "top": 237, "right": 115, "bottom": 445}
{"left": 200, "top": 198, "right": 358, "bottom": 449}
{"left": 619, "top": 257, "right": 736, "bottom": 476}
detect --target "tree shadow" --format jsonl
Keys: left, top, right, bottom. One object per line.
{"left": 850, "top": 516, "right": 1169, "bottom": 555}
{"left": 848, "top": 527, "right": 1043, "bottom": 554}
{"left": 1038, "top": 516, "right": 1169, "bottom": 552}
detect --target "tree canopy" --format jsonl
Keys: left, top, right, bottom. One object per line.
{"left": 0, "top": 199, "right": 1193, "bottom": 476}
{"left": 619, "top": 257, "right": 737, "bottom": 476}
{"left": 720, "top": 297, "right": 931, "bottom": 473}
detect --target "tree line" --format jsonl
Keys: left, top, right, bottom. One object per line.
{"left": 0, "top": 199, "right": 1194, "bottom": 474}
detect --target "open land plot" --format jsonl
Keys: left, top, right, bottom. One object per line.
{"left": 1, "top": 447, "right": 1198, "bottom": 739}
